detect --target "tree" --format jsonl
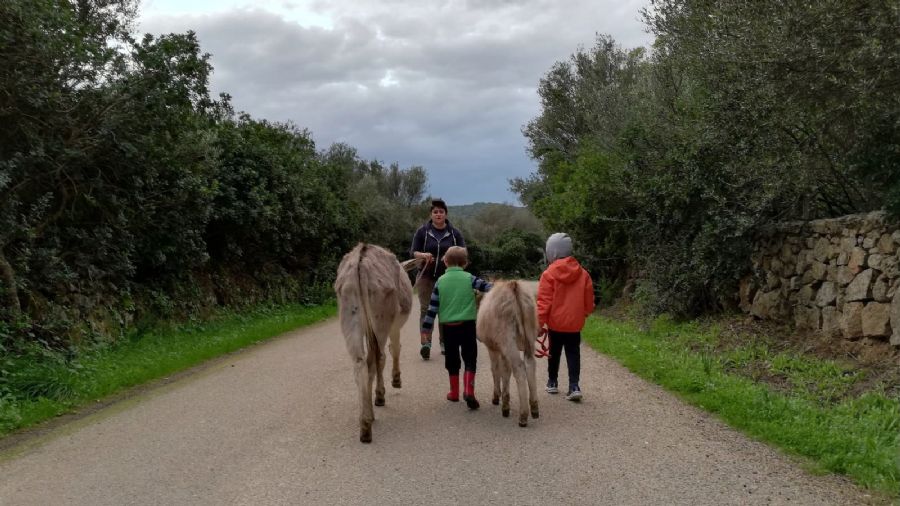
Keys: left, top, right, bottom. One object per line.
{"left": 516, "top": 2, "right": 900, "bottom": 316}
{"left": 0, "top": 1, "right": 218, "bottom": 319}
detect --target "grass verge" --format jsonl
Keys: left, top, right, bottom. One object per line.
{"left": 0, "top": 302, "right": 336, "bottom": 438}
{"left": 583, "top": 315, "right": 900, "bottom": 498}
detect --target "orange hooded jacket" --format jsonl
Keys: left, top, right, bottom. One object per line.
{"left": 536, "top": 256, "right": 595, "bottom": 332}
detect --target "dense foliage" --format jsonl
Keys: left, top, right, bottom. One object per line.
{"left": 0, "top": 0, "right": 431, "bottom": 344}
{"left": 514, "top": 1, "right": 900, "bottom": 316}
{"left": 451, "top": 203, "right": 546, "bottom": 278}
{"left": 0, "top": 0, "right": 544, "bottom": 349}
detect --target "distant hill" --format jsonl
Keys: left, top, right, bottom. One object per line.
{"left": 449, "top": 202, "right": 521, "bottom": 220}
{"left": 447, "top": 202, "right": 544, "bottom": 244}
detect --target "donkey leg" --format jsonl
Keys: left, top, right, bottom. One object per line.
{"left": 500, "top": 358, "right": 512, "bottom": 418}
{"left": 511, "top": 358, "right": 529, "bottom": 427}
{"left": 389, "top": 322, "right": 402, "bottom": 388}
{"left": 355, "top": 357, "right": 374, "bottom": 443}
{"left": 489, "top": 348, "right": 501, "bottom": 405}
{"left": 373, "top": 344, "right": 386, "bottom": 407}
{"left": 524, "top": 352, "right": 539, "bottom": 419}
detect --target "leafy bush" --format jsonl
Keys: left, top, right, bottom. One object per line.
{"left": 0, "top": 1, "right": 430, "bottom": 347}
{"left": 515, "top": 2, "right": 900, "bottom": 315}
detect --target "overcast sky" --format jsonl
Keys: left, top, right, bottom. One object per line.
{"left": 137, "top": 0, "right": 652, "bottom": 205}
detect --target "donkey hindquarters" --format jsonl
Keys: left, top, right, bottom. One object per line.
{"left": 334, "top": 243, "right": 413, "bottom": 442}
{"left": 476, "top": 280, "right": 539, "bottom": 427}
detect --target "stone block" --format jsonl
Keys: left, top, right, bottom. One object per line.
{"left": 848, "top": 247, "right": 867, "bottom": 273}
{"left": 803, "top": 268, "right": 820, "bottom": 285}
{"left": 861, "top": 302, "right": 891, "bottom": 337}
{"left": 785, "top": 262, "right": 797, "bottom": 278}
{"left": 766, "top": 272, "right": 781, "bottom": 290}
{"left": 751, "top": 290, "right": 784, "bottom": 320}
{"left": 795, "top": 305, "right": 821, "bottom": 331}
{"left": 821, "top": 306, "right": 842, "bottom": 338}
{"left": 837, "top": 266, "right": 854, "bottom": 286}
{"left": 837, "top": 252, "right": 849, "bottom": 266}
{"left": 795, "top": 305, "right": 811, "bottom": 330}
{"left": 810, "top": 262, "right": 828, "bottom": 282}
{"left": 771, "top": 258, "right": 783, "bottom": 274}
{"left": 868, "top": 253, "right": 884, "bottom": 272}
{"left": 840, "top": 237, "right": 856, "bottom": 252}
{"left": 841, "top": 302, "right": 864, "bottom": 339}
{"left": 795, "top": 251, "right": 812, "bottom": 274}
{"left": 859, "top": 215, "right": 880, "bottom": 234}
{"left": 872, "top": 275, "right": 890, "bottom": 303}
{"left": 890, "top": 289, "right": 900, "bottom": 345}
{"left": 878, "top": 233, "right": 897, "bottom": 255}
{"left": 847, "top": 269, "right": 874, "bottom": 301}
{"left": 813, "top": 237, "right": 830, "bottom": 261}
{"left": 781, "top": 243, "right": 795, "bottom": 260}
{"left": 880, "top": 256, "right": 898, "bottom": 278}
{"left": 815, "top": 282, "right": 837, "bottom": 307}
{"left": 798, "top": 285, "right": 815, "bottom": 303}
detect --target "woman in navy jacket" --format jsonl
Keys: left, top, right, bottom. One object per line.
{"left": 409, "top": 198, "right": 465, "bottom": 360}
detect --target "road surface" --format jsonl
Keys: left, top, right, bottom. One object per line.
{"left": 0, "top": 284, "right": 874, "bottom": 505}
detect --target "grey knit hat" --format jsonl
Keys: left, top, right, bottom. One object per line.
{"left": 545, "top": 232, "right": 573, "bottom": 262}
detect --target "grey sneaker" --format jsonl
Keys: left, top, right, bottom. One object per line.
{"left": 546, "top": 380, "right": 558, "bottom": 394}
{"left": 566, "top": 385, "right": 582, "bottom": 402}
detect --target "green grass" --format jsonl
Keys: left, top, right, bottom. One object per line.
{"left": 0, "top": 302, "right": 336, "bottom": 437}
{"left": 583, "top": 315, "right": 900, "bottom": 497}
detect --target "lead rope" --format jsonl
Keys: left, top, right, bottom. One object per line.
{"left": 535, "top": 331, "right": 550, "bottom": 358}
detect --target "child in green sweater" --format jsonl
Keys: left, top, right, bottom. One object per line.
{"left": 421, "top": 246, "right": 492, "bottom": 409}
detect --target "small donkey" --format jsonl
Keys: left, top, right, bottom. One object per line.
{"left": 476, "top": 280, "right": 540, "bottom": 427}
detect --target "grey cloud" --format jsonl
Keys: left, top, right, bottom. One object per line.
{"left": 140, "top": 1, "right": 651, "bottom": 204}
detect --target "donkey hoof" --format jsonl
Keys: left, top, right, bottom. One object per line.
{"left": 374, "top": 397, "right": 385, "bottom": 407}
{"left": 360, "top": 430, "right": 372, "bottom": 443}
{"left": 518, "top": 420, "right": 528, "bottom": 428}
{"left": 531, "top": 409, "right": 540, "bottom": 419}
{"left": 392, "top": 378, "right": 402, "bottom": 388}
{"left": 491, "top": 396, "right": 500, "bottom": 405}
{"left": 501, "top": 408, "right": 510, "bottom": 418}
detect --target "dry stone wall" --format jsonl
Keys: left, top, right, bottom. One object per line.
{"left": 740, "top": 211, "right": 900, "bottom": 347}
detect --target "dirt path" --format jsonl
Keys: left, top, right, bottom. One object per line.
{"left": 0, "top": 284, "right": 875, "bottom": 505}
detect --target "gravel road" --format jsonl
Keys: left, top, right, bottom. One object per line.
{"left": 0, "top": 283, "right": 875, "bottom": 505}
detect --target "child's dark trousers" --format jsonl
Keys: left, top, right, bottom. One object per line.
{"left": 443, "top": 320, "right": 477, "bottom": 374}
{"left": 547, "top": 330, "right": 581, "bottom": 386}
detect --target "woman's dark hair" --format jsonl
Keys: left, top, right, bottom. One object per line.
{"left": 430, "top": 198, "right": 448, "bottom": 212}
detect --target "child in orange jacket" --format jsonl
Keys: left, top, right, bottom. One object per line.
{"left": 536, "top": 233, "right": 595, "bottom": 401}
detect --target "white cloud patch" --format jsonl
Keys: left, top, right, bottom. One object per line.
{"left": 139, "top": 0, "right": 651, "bottom": 204}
